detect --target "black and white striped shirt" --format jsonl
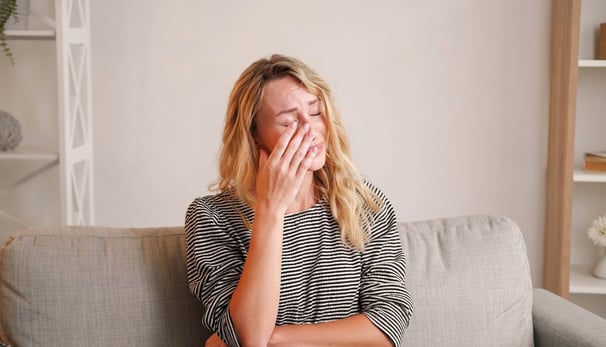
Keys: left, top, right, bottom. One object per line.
{"left": 185, "top": 181, "right": 413, "bottom": 346}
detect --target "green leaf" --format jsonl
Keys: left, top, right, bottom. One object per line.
{"left": 0, "top": 0, "right": 18, "bottom": 64}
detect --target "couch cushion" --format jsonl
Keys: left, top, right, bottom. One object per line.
{"left": 0, "top": 226, "right": 210, "bottom": 346}
{"left": 399, "top": 215, "right": 533, "bottom": 346}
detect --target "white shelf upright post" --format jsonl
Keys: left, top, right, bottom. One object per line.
{"left": 55, "top": 0, "right": 94, "bottom": 225}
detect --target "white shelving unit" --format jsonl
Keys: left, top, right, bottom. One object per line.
{"left": 0, "top": 0, "right": 94, "bottom": 227}
{"left": 5, "top": 29, "right": 55, "bottom": 40}
{"left": 570, "top": 264, "right": 606, "bottom": 294}
{"left": 0, "top": 147, "right": 58, "bottom": 161}
{"left": 573, "top": 169, "right": 606, "bottom": 183}
{"left": 578, "top": 59, "right": 606, "bottom": 67}
{"left": 568, "top": 1, "right": 606, "bottom": 299}
{"left": 545, "top": 1, "right": 606, "bottom": 309}
{"left": 0, "top": 148, "right": 58, "bottom": 227}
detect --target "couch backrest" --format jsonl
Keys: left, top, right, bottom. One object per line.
{"left": 0, "top": 226, "right": 210, "bottom": 346}
{"left": 399, "top": 214, "right": 533, "bottom": 346}
{"left": 0, "top": 215, "right": 533, "bottom": 346}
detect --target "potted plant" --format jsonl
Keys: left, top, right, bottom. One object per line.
{"left": 0, "top": 0, "right": 18, "bottom": 64}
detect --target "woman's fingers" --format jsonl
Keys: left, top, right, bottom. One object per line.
{"left": 269, "top": 122, "right": 298, "bottom": 161}
{"left": 295, "top": 145, "right": 318, "bottom": 178}
{"left": 255, "top": 121, "right": 317, "bottom": 211}
{"left": 289, "top": 126, "right": 315, "bottom": 169}
{"left": 281, "top": 123, "right": 312, "bottom": 165}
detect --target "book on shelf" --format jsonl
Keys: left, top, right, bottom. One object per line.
{"left": 584, "top": 151, "right": 606, "bottom": 172}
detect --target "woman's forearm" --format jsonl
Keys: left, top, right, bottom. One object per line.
{"left": 229, "top": 206, "right": 284, "bottom": 347}
{"left": 268, "top": 314, "right": 392, "bottom": 347}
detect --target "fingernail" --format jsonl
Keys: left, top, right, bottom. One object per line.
{"left": 303, "top": 123, "right": 310, "bottom": 131}
{"left": 290, "top": 122, "right": 297, "bottom": 129}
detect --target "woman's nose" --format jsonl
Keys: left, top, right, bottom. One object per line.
{"left": 296, "top": 112, "right": 312, "bottom": 125}
{"left": 296, "top": 119, "right": 311, "bottom": 132}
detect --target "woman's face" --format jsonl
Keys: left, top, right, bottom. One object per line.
{"left": 254, "top": 76, "right": 327, "bottom": 171}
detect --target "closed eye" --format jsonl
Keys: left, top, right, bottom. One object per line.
{"left": 282, "top": 119, "right": 298, "bottom": 127}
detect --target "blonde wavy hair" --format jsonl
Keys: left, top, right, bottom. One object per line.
{"left": 215, "top": 54, "right": 381, "bottom": 251}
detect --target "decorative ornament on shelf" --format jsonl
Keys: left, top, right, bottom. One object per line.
{"left": 0, "top": 0, "right": 18, "bottom": 65}
{"left": 0, "top": 110, "right": 22, "bottom": 151}
{"left": 587, "top": 213, "right": 606, "bottom": 279}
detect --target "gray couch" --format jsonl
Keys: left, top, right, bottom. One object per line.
{"left": 0, "top": 215, "right": 604, "bottom": 346}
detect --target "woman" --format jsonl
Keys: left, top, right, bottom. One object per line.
{"left": 185, "top": 54, "right": 413, "bottom": 347}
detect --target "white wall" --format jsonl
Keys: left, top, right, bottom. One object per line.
{"left": 1, "top": 0, "right": 551, "bottom": 287}
{"left": 91, "top": 0, "right": 551, "bottom": 286}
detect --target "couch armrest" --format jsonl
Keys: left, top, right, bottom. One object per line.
{"left": 533, "top": 288, "right": 606, "bottom": 347}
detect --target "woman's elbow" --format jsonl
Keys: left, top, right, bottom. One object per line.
{"left": 239, "top": 337, "right": 270, "bottom": 347}
{"left": 235, "top": 329, "right": 273, "bottom": 347}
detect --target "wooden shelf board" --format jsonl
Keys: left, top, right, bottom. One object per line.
{"left": 5, "top": 30, "right": 56, "bottom": 40}
{"left": 570, "top": 264, "right": 606, "bottom": 294}
{"left": 579, "top": 60, "right": 606, "bottom": 67}
{"left": 573, "top": 169, "right": 606, "bottom": 183}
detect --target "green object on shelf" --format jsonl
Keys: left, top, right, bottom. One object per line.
{"left": 0, "top": 0, "right": 18, "bottom": 65}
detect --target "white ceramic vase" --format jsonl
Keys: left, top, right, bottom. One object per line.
{"left": 592, "top": 248, "right": 606, "bottom": 279}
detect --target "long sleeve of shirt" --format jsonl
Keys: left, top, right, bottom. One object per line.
{"left": 185, "top": 197, "right": 244, "bottom": 346}
{"left": 359, "top": 187, "right": 414, "bottom": 346}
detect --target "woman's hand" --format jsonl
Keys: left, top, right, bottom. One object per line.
{"left": 256, "top": 122, "right": 318, "bottom": 214}
{"left": 229, "top": 122, "right": 318, "bottom": 346}
{"left": 205, "top": 333, "right": 227, "bottom": 347}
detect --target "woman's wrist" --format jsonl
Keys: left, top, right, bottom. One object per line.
{"left": 254, "top": 201, "right": 287, "bottom": 220}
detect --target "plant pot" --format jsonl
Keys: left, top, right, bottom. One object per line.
{"left": 592, "top": 248, "right": 606, "bottom": 279}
